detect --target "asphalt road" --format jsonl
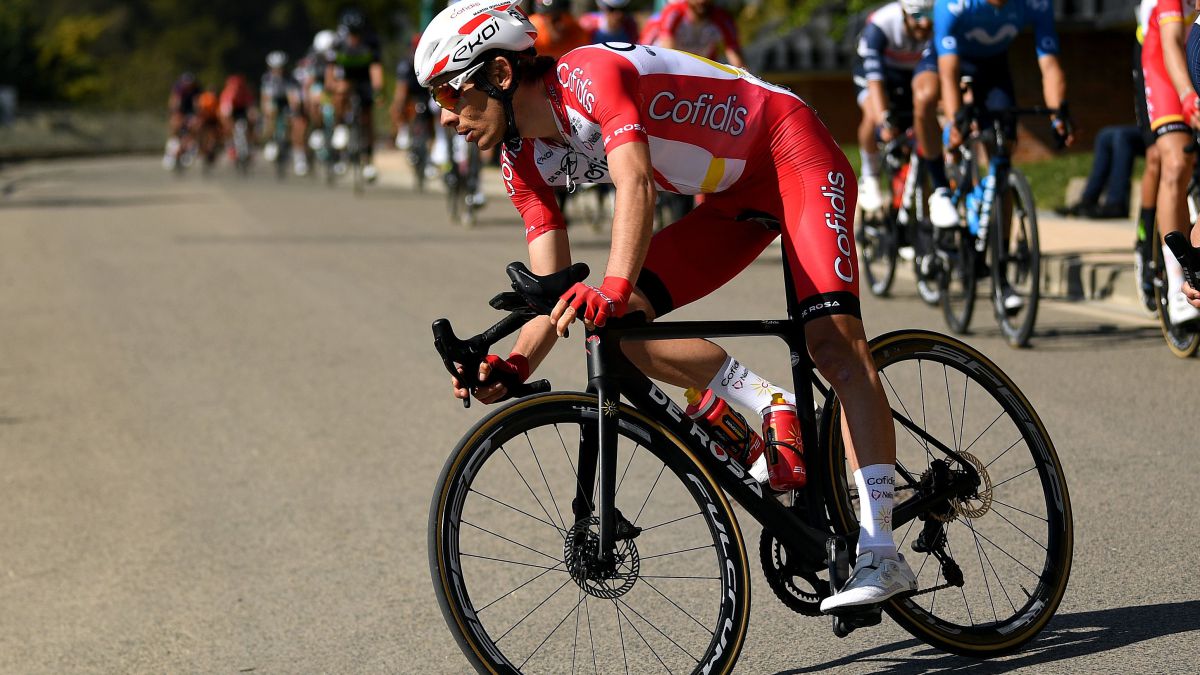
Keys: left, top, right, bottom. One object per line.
{"left": 1, "top": 156, "right": 1197, "bottom": 674}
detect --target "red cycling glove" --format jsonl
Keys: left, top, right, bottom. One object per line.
{"left": 481, "top": 353, "right": 530, "bottom": 387}
{"left": 1184, "top": 93, "right": 1200, "bottom": 127}
{"left": 560, "top": 276, "right": 634, "bottom": 327}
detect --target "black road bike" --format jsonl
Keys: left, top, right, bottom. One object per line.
{"left": 935, "top": 100, "right": 1054, "bottom": 349}
{"left": 858, "top": 111, "right": 941, "bottom": 305}
{"left": 429, "top": 255, "right": 1073, "bottom": 673}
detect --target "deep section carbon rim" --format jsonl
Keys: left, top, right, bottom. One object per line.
{"left": 430, "top": 394, "right": 749, "bottom": 674}
{"left": 826, "top": 331, "right": 1072, "bottom": 656}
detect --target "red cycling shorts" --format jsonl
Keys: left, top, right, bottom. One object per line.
{"left": 637, "top": 102, "right": 861, "bottom": 324}
{"left": 1144, "top": 55, "right": 1189, "bottom": 136}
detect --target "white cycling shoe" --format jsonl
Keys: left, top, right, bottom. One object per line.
{"left": 820, "top": 550, "right": 916, "bottom": 614}
{"left": 1168, "top": 288, "right": 1200, "bottom": 326}
{"left": 999, "top": 284, "right": 1025, "bottom": 313}
{"left": 363, "top": 163, "right": 379, "bottom": 182}
{"left": 929, "top": 188, "right": 959, "bottom": 229}
{"left": 331, "top": 125, "right": 349, "bottom": 150}
{"left": 858, "top": 175, "right": 883, "bottom": 213}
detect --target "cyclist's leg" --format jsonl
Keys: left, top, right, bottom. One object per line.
{"left": 915, "top": 47, "right": 955, "bottom": 226}
{"left": 853, "top": 62, "right": 883, "bottom": 209}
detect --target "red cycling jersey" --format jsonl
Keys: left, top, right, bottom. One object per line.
{"left": 1139, "top": 0, "right": 1189, "bottom": 133}
{"left": 502, "top": 44, "right": 860, "bottom": 322}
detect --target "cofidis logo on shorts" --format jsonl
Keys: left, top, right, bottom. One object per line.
{"left": 823, "top": 171, "right": 854, "bottom": 283}
{"left": 648, "top": 92, "right": 748, "bottom": 136}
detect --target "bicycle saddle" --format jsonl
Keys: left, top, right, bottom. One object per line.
{"left": 504, "top": 261, "right": 590, "bottom": 315}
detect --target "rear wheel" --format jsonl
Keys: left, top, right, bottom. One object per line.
{"left": 939, "top": 219, "right": 980, "bottom": 335}
{"left": 824, "top": 330, "right": 1072, "bottom": 657}
{"left": 430, "top": 393, "right": 751, "bottom": 674}
{"left": 992, "top": 170, "right": 1041, "bottom": 348}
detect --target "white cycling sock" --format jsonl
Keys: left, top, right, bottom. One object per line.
{"left": 706, "top": 355, "right": 795, "bottom": 415}
{"left": 854, "top": 464, "right": 897, "bottom": 559}
{"left": 859, "top": 147, "right": 880, "bottom": 179}
{"left": 1164, "top": 243, "right": 1186, "bottom": 297}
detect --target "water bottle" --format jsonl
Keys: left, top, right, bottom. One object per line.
{"left": 684, "top": 388, "right": 765, "bottom": 467}
{"left": 761, "top": 393, "right": 807, "bottom": 490}
{"left": 965, "top": 183, "right": 984, "bottom": 236}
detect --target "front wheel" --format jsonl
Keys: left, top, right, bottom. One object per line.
{"left": 824, "top": 330, "right": 1072, "bottom": 657}
{"left": 430, "top": 393, "right": 751, "bottom": 674}
{"left": 992, "top": 170, "right": 1041, "bottom": 348}
{"left": 858, "top": 210, "right": 898, "bottom": 297}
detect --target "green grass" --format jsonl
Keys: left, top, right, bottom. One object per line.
{"left": 840, "top": 143, "right": 1143, "bottom": 212}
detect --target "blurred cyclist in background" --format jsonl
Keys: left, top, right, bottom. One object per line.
{"left": 327, "top": 9, "right": 384, "bottom": 182}
{"left": 531, "top": 0, "right": 591, "bottom": 59}
{"left": 655, "top": 0, "right": 744, "bottom": 67}
{"left": 580, "top": 0, "right": 640, "bottom": 44}
{"left": 219, "top": 74, "right": 257, "bottom": 158}
{"left": 165, "top": 72, "right": 202, "bottom": 169}
{"left": 261, "top": 50, "right": 308, "bottom": 176}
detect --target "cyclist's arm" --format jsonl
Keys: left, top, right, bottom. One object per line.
{"left": 1162, "top": 18, "right": 1194, "bottom": 101}
{"left": 858, "top": 23, "right": 889, "bottom": 126}
{"left": 604, "top": 140, "right": 657, "bottom": 285}
{"left": 938, "top": 53, "right": 962, "bottom": 125}
{"left": 715, "top": 12, "right": 745, "bottom": 68}
{"left": 511, "top": 230, "right": 571, "bottom": 372}
{"left": 370, "top": 62, "right": 384, "bottom": 94}
{"left": 1037, "top": 54, "right": 1067, "bottom": 110}
{"left": 657, "top": 4, "right": 681, "bottom": 49}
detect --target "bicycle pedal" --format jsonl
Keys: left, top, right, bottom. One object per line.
{"left": 830, "top": 605, "right": 883, "bottom": 638}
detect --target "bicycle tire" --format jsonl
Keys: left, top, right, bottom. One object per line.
{"left": 430, "top": 392, "right": 751, "bottom": 674}
{"left": 909, "top": 181, "right": 943, "bottom": 306}
{"left": 939, "top": 223, "right": 980, "bottom": 334}
{"left": 992, "top": 170, "right": 1040, "bottom": 348}
{"left": 823, "top": 330, "right": 1072, "bottom": 657}
{"left": 1152, "top": 224, "right": 1200, "bottom": 357}
{"left": 859, "top": 210, "right": 899, "bottom": 297}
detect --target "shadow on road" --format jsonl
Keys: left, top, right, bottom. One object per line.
{"left": 962, "top": 322, "right": 1163, "bottom": 352}
{"left": 774, "top": 600, "right": 1200, "bottom": 674}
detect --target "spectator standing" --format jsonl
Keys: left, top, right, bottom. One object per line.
{"left": 1056, "top": 125, "right": 1146, "bottom": 219}
{"left": 531, "top": 0, "right": 591, "bottom": 59}
{"left": 655, "top": 0, "right": 744, "bottom": 67}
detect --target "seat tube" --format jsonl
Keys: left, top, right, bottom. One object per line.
{"left": 779, "top": 253, "right": 819, "bottom": 454}
{"left": 587, "top": 327, "right": 621, "bottom": 561}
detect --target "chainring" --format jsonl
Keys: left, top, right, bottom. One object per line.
{"left": 758, "top": 517, "right": 829, "bottom": 617}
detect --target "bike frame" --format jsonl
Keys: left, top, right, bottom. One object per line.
{"left": 574, "top": 254, "right": 981, "bottom": 568}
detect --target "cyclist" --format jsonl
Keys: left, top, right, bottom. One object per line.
{"left": 1187, "top": 5, "right": 1200, "bottom": 308}
{"left": 580, "top": 0, "right": 641, "bottom": 44}
{"left": 261, "top": 51, "right": 308, "bottom": 176}
{"left": 219, "top": 74, "right": 257, "bottom": 161}
{"left": 192, "top": 89, "right": 222, "bottom": 164}
{"left": 1141, "top": 0, "right": 1200, "bottom": 324}
{"left": 853, "top": 0, "right": 938, "bottom": 215}
{"left": 327, "top": 9, "right": 384, "bottom": 182}
{"left": 655, "top": 0, "right": 744, "bottom": 67}
{"left": 418, "top": 1, "right": 915, "bottom": 612}
{"left": 165, "top": 72, "right": 202, "bottom": 169}
{"left": 932, "top": 0, "right": 1074, "bottom": 311}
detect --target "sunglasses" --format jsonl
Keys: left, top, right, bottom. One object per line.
{"left": 907, "top": 10, "right": 931, "bottom": 20}
{"left": 430, "top": 61, "right": 486, "bottom": 110}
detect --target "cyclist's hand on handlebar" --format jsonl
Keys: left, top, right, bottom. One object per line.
{"left": 943, "top": 123, "right": 963, "bottom": 152}
{"left": 1185, "top": 280, "right": 1200, "bottom": 309}
{"left": 450, "top": 354, "right": 530, "bottom": 404}
{"left": 551, "top": 277, "right": 633, "bottom": 336}
{"left": 1183, "top": 93, "right": 1200, "bottom": 129}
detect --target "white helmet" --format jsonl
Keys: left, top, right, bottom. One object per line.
{"left": 266, "top": 50, "right": 288, "bottom": 69}
{"left": 313, "top": 29, "right": 337, "bottom": 54}
{"left": 414, "top": 1, "right": 537, "bottom": 88}
{"left": 899, "top": 0, "right": 934, "bottom": 15}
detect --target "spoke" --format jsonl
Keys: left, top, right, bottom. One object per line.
{"left": 985, "top": 504, "right": 1049, "bottom": 552}
{"left": 881, "top": 370, "right": 934, "bottom": 452}
{"left": 461, "top": 552, "right": 569, "bottom": 572}
{"left": 526, "top": 432, "right": 567, "bottom": 532}
{"left": 461, "top": 520, "right": 562, "bottom": 562}
{"left": 633, "top": 463, "right": 668, "bottom": 526}
{"left": 640, "top": 544, "right": 715, "bottom": 562}
{"left": 962, "top": 410, "right": 1009, "bottom": 460}
{"left": 972, "top": 519, "right": 1019, "bottom": 615}
{"left": 616, "top": 444, "right": 640, "bottom": 496}
{"left": 615, "top": 601, "right": 630, "bottom": 675}
{"left": 958, "top": 368, "right": 969, "bottom": 456}
{"left": 992, "top": 498, "right": 1048, "bottom": 522}
{"left": 960, "top": 520, "right": 1043, "bottom": 577}
{"left": 970, "top": 517, "right": 999, "bottom": 623}
{"left": 572, "top": 587, "right": 583, "bottom": 675}
{"left": 501, "top": 446, "right": 565, "bottom": 540}
{"left": 470, "top": 489, "right": 563, "bottom": 534}
{"left": 919, "top": 359, "right": 933, "bottom": 464}
{"left": 476, "top": 561, "right": 568, "bottom": 614}
{"left": 517, "top": 588, "right": 590, "bottom": 670}
{"left": 639, "top": 574, "right": 721, "bottom": 580}
{"left": 943, "top": 364, "right": 959, "bottom": 451}
{"left": 585, "top": 596, "right": 598, "bottom": 674}
{"left": 617, "top": 596, "right": 703, "bottom": 662}
{"left": 639, "top": 576, "right": 716, "bottom": 637}
{"left": 946, "top": 538, "right": 975, "bottom": 626}
{"left": 555, "top": 424, "right": 593, "bottom": 514}
{"left": 991, "top": 464, "right": 1038, "bottom": 491}
{"left": 497, "top": 576, "right": 574, "bottom": 644}
{"left": 615, "top": 603, "right": 674, "bottom": 674}
{"left": 639, "top": 511, "right": 704, "bottom": 533}
{"left": 896, "top": 516, "right": 919, "bottom": 551}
